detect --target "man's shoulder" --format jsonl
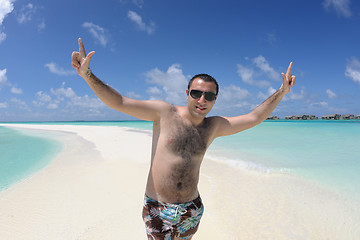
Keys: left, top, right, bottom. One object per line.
{"left": 203, "top": 116, "right": 231, "bottom": 131}
{"left": 200, "top": 116, "right": 224, "bottom": 129}
{"left": 155, "top": 103, "right": 182, "bottom": 122}
{"left": 148, "top": 100, "right": 174, "bottom": 113}
{"left": 205, "top": 115, "right": 225, "bottom": 123}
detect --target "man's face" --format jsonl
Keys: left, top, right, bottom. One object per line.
{"left": 186, "top": 78, "right": 218, "bottom": 118}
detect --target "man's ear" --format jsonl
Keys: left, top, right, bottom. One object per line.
{"left": 186, "top": 89, "right": 189, "bottom": 100}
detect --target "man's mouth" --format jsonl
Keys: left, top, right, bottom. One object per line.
{"left": 196, "top": 106, "right": 207, "bottom": 111}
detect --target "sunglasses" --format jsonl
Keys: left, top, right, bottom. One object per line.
{"left": 189, "top": 90, "right": 217, "bottom": 101}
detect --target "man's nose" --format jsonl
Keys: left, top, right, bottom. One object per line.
{"left": 198, "top": 95, "right": 207, "bottom": 104}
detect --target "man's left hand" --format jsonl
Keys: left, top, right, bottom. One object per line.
{"left": 281, "top": 62, "right": 296, "bottom": 94}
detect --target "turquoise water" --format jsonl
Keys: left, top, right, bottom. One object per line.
{"left": 0, "top": 121, "right": 153, "bottom": 130}
{"left": 0, "top": 126, "right": 62, "bottom": 191}
{"left": 1, "top": 120, "right": 359, "bottom": 203}
{"left": 207, "top": 120, "right": 360, "bottom": 201}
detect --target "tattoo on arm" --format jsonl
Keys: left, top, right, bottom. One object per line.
{"left": 84, "top": 69, "right": 125, "bottom": 109}
{"left": 86, "top": 69, "right": 109, "bottom": 90}
{"left": 259, "top": 89, "right": 281, "bottom": 106}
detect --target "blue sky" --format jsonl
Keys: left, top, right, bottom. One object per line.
{"left": 1, "top": 0, "right": 360, "bottom": 121}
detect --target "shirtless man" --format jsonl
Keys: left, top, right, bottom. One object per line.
{"left": 71, "top": 38, "right": 296, "bottom": 240}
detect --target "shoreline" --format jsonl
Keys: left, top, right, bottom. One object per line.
{"left": 0, "top": 126, "right": 63, "bottom": 192}
{"left": 0, "top": 124, "right": 359, "bottom": 239}
{"left": 0, "top": 124, "right": 152, "bottom": 239}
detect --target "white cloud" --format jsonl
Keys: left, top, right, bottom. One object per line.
{"left": 0, "top": 0, "right": 14, "bottom": 25}
{"left": 119, "top": 0, "right": 144, "bottom": 7}
{"left": 33, "top": 84, "right": 105, "bottom": 113}
{"left": 0, "top": 31, "right": 6, "bottom": 44}
{"left": 233, "top": 102, "right": 251, "bottom": 109}
{"left": 323, "top": 0, "right": 352, "bottom": 18}
{"left": 45, "top": 62, "right": 77, "bottom": 76}
{"left": 283, "top": 88, "right": 306, "bottom": 101}
{"left": 46, "top": 103, "right": 58, "bottom": 109}
{"left": 266, "top": 33, "right": 277, "bottom": 43}
{"left": 0, "top": 0, "right": 14, "bottom": 44}
{"left": 145, "top": 64, "right": 188, "bottom": 104}
{"left": 0, "top": 68, "right": 8, "bottom": 85}
{"left": 220, "top": 85, "right": 251, "bottom": 102}
{"left": 237, "top": 64, "right": 271, "bottom": 88}
{"left": 132, "top": 0, "right": 144, "bottom": 8}
{"left": 35, "top": 91, "right": 52, "bottom": 102}
{"left": 11, "top": 87, "right": 23, "bottom": 94}
{"left": 212, "top": 84, "right": 252, "bottom": 113}
{"left": 257, "top": 87, "right": 277, "bottom": 100}
{"left": 11, "top": 97, "right": 31, "bottom": 111}
{"left": 33, "top": 91, "right": 55, "bottom": 108}
{"left": 0, "top": 102, "right": 8, "bottom": 108}
{"left": 126, "top": 91, "right": 142, "bottom": 99}
{"left": 252, "top": 55, "right": 281, "bottom": 81}
{"left": 82, "top": 22, "right": 109, "bottom": 47}
{"left": 345, "top": 57, "right": 360, "bottom": 84}
{"left": 38, "top": 19, "right": 45, "bottom": 31}
{"left": 127, "top": 10, "right": 155, "bottom": 34}
{"left": 50, "top": 87, "right": 76, "bottom": 99}
{"left": 1, "top": 69, "right": 23, "bottom": 94}
{"left": 146, "top": 86, "right": 162, "bottom": 100}
{"left": 310, "top": 101, "right": 329, "bottom": 108}
{"left": 67, "top": 95, "right": 104, "bottom": 109}
{"left": 17, "top": 3, "right": 36, "bottom": 24}
{"left": 326, "top": 89, "right": 337, "bottom": 99}
{"left": 237, "top": 56, "right": 284, "bottom": 88}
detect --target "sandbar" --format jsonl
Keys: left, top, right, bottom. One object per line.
{"left": 0, "top": 124, "right": 359, "bottom": 239}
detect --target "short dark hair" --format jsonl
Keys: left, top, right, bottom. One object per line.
{"left": 188, "top": 73, "right": 219, "bottom": 95}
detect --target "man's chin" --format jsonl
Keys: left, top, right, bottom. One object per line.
{"left": 193, "top": 109, "right": 208, "bottom": 117}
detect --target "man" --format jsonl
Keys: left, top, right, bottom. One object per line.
{"left": 71, "top": 38, "right": 296, "bottom": 240}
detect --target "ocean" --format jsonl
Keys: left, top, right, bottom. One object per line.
{"left": 0, "top": 126, "right": 62, "bottom": 192}
{"left": 1, "top": 120, "right": 359, "bottom": 203}
{"left": 207, "top": 120, "right": 360, "bottom": 202}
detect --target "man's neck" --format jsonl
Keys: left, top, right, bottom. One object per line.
{"left": 180, "top": 106, "right": 206, "bottom": 126}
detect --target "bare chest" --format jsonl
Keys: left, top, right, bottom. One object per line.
{"left": 165, "top": 117, "right": 212, "bottom": 160}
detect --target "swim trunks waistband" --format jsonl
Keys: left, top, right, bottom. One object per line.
{"left": 144, "top": 194, "right": 202, "bottom": 209}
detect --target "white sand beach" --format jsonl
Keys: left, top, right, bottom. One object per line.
{"left": 0, "top": 124, "right": 359, "bottom": 240}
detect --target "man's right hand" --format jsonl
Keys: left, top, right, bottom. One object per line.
{"left": 71, "top": 38, "right": 95, "bottom": 78}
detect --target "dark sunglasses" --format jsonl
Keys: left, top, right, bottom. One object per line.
{"left": 189, "top": 90, "right": 217, "bottom": 101}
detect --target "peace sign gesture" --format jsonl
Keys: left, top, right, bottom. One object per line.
{"left": 71, "top": 38, "right": 95, "bottom": 78}
{"left": 281, "top": 62, "right": 296, "bottom": 94}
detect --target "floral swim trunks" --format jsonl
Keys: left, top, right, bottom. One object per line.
{"left": 142, "top": 195, "right": 204, "bottom": 240}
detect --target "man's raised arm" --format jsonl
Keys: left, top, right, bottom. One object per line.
{"left": 214, "top": 62, "right": 296, "bottom": 137}
{"left": 71, "top": 38, "right": 167, "bottom": 121}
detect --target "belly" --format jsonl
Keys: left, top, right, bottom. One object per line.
{"left": 146, "top": 157, "right": 201, "bottom": 203}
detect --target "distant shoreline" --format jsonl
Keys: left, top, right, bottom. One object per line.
{"left": 268, "top": 113, "right": 360, "bottom": 120}
{"left": 1, "top": 117, "right": 360, "bottom": 124}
